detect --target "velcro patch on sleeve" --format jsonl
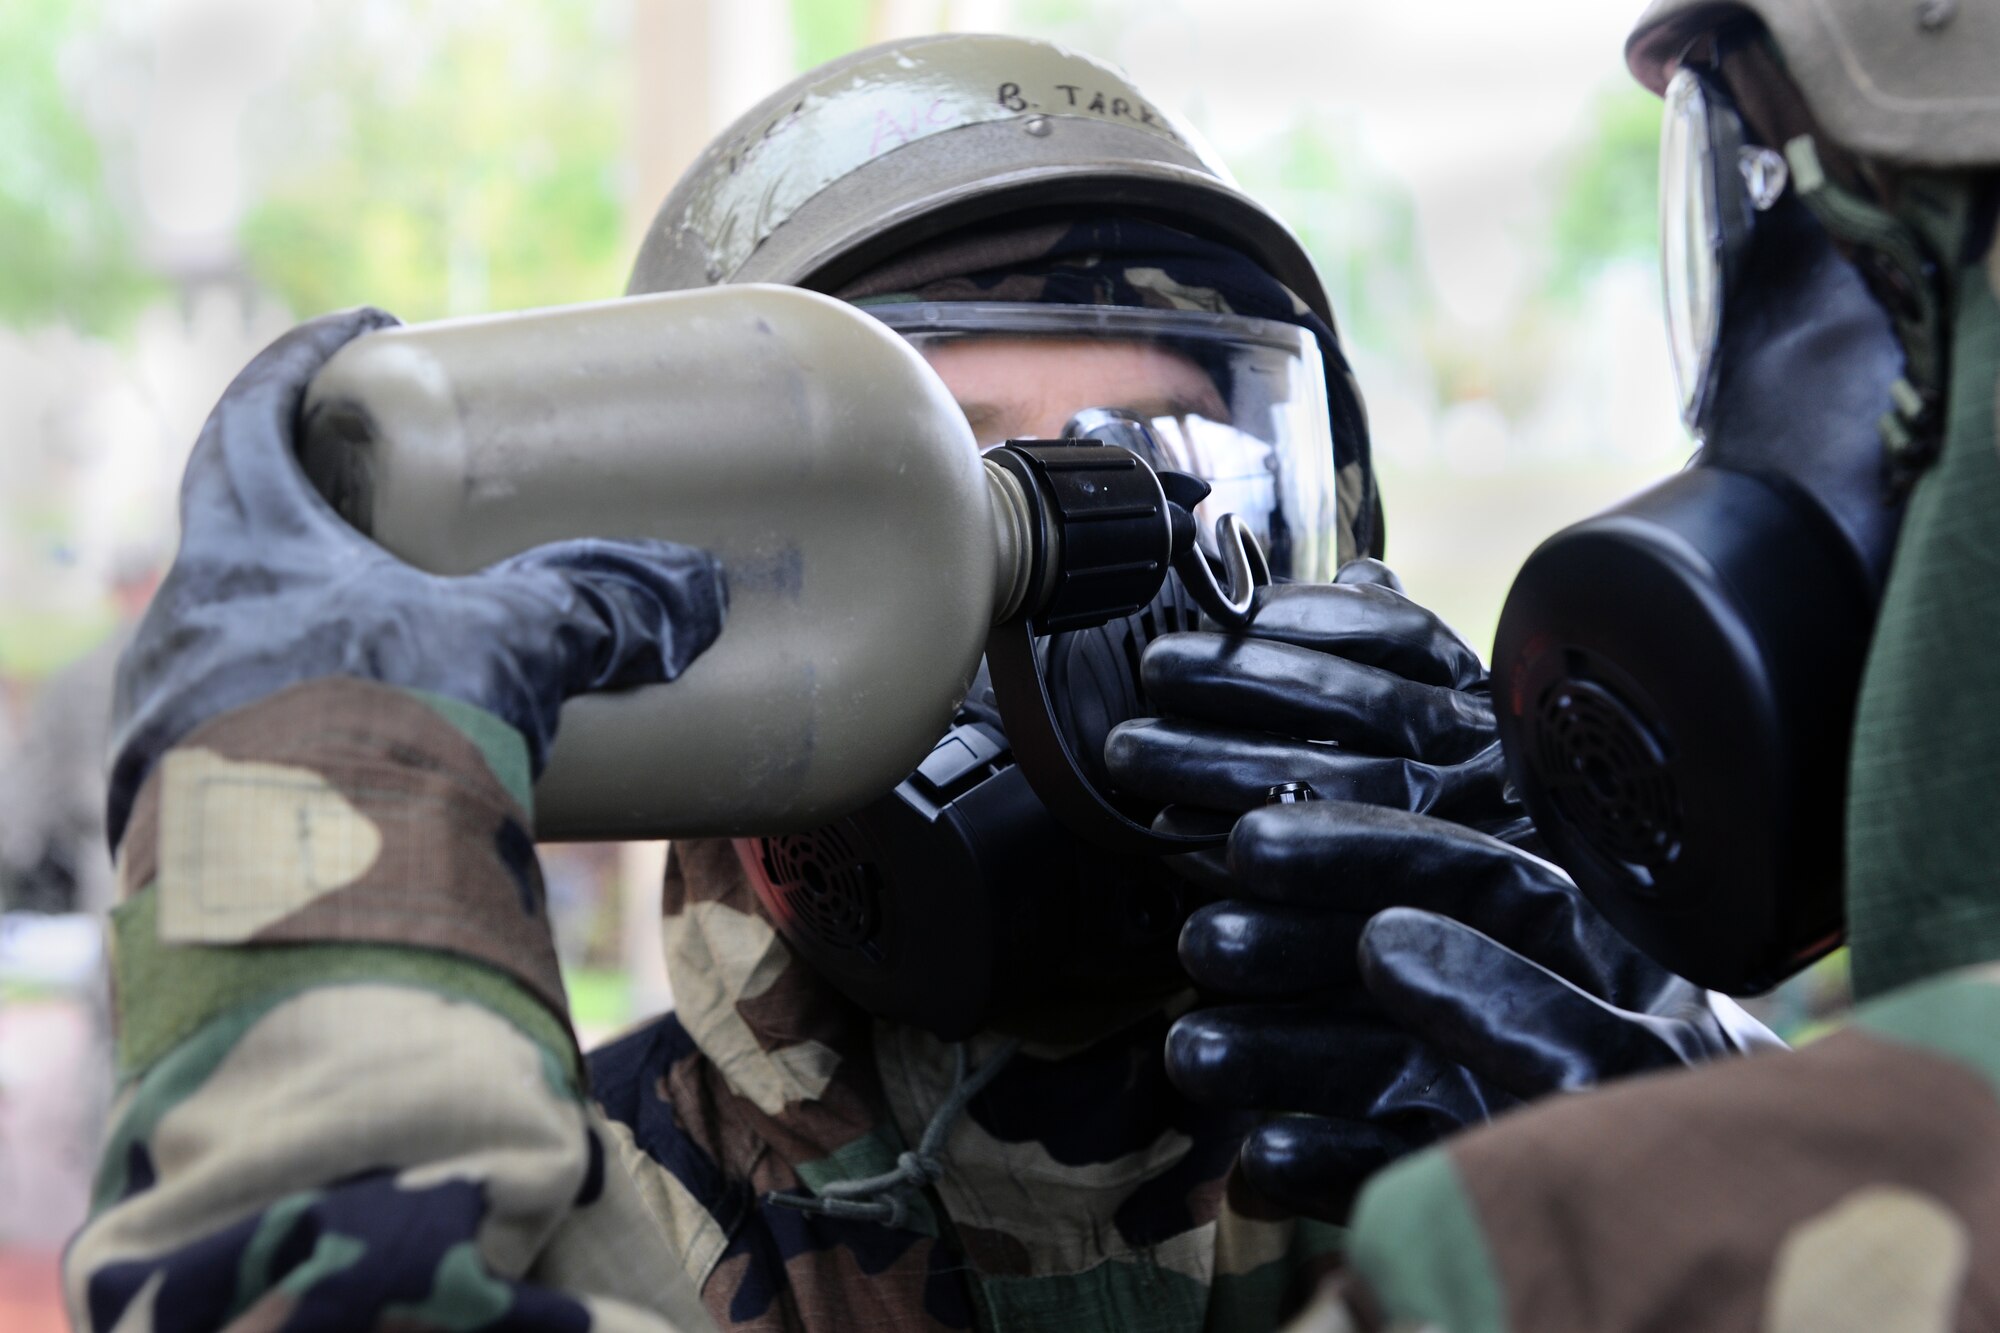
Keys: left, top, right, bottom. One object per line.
{"left": 118, "top": 678, "right": 566, "bottom": 1016}
{"left": 157, "top": 750, "right": 387, "bottom": 941}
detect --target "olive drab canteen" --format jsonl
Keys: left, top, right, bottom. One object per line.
{"left": 1627, "top": 0, "right": 2000, "bottom": 167}
{"left": 625, "top": 33, "right": 1335, "bottom": 325}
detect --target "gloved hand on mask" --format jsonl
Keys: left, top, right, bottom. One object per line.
{"left": 1105, "top": 561, "right": 1781, "bottom": 1222}
{"left": 108, "top": 307, "right": 728, "bottom": 846}
{"left": 1110, "top": 560, "right": 1520, "bottom": 837}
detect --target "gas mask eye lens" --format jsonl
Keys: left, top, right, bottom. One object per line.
{"left": 1661, "top": 68, "right": 1725, "bottom": 432}
{"left": 867, "top": 301, "right": 1341, "bottom": 582}
{"left": 1660, "top": 66, "right": 1768, "bottom": 435}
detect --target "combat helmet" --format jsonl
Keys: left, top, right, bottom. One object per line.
{"left": 1627, "top": 0, "right": 2000, "bottom": 166}
{"left": 625, "top": 33, "right": 1334, "bottom": 321}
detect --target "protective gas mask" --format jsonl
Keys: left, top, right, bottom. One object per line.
{"left": 1491, "top": 46, "right": 1918, "bottom": 994}
{"left": 737, "top": 303, "right": 1343, "bottom": 1037}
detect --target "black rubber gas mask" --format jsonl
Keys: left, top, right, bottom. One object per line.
{"left": 734, "top": 596, "right": 1204, "bottom": 1042}
{"left": 740, "top": 306, "right": 1344, "bottom": 1032}
{"left": 1492, "top": 61, "right": 1909, "bottom": 994}
{"left": 736, "top": 320, "right": 1339, "bottom": 1036}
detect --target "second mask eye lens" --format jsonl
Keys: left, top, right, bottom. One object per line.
{"left": 1661, "top": 68, "right": 1725, "bottom": 433}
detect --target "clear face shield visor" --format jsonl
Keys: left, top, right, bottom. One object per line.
{"left": 1660, "top": 63, "right": 1792, "bottom": 434}
{"left": 865, "top": 301, "right": 1343, "bottom": 583}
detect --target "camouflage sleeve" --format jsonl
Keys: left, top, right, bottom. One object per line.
{"left": 64, "top": 677, "right": 713, "bottom": 1332}
{"left": 1325, "top": 964, "right": 2000, "bottom": 1333}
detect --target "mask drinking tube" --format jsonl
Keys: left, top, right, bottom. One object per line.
{"left": 982, "top": 413, "right": 1271, "bottom": 858}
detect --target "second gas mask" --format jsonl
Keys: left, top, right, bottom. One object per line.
{"left": 1492, "top": 57, "right": 1912, "bottom": 993}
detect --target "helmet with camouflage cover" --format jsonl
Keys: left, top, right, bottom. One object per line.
{"left": 625, "top": 32, "right": 1334, "bottom": 322}
{"left": 1626, "top": 0, "right": 2000, "bottom": 166}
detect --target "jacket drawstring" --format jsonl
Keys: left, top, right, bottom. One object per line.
{"left": 765, "top": 1038, "right": 1020, "bottom": 1229}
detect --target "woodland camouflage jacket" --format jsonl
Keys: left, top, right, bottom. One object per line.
{"left": 65, "top": 677, "right": 1340, "bottom": 1333}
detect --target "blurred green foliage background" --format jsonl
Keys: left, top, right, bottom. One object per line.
{"left": 0, "top": 0, "right": 159, "bottom": 335}
{"left": 240, "top": 4, "right": 632, "bottom": 321}
{"left": 0, "top": 0, "right": 1678, "bottom": 668}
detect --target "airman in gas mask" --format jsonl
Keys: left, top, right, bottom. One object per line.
{"left": 594, "top": 32, "right": 1771, "bottom": 1327}
{"left": 1323, "top": 3, "right": 2000, "bottom": 1327}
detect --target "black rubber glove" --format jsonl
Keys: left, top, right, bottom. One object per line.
{"left": 108, "top": 308, "right": 728, "bottom": 847}
{"left": 1177, "top": 801, "right": 1781, "bottom": 1218}
{"left": 1107, "top": 561, "right": 1520, "bottom": 835}
{"left": 1105, "top": 566, "right": 1779, "bottom": 1222}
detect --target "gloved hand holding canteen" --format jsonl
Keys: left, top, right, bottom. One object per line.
{"left": 108, "top": 308, "right": 728, "bottom": 847}
{"left": 1106, "top": 562, "right": 1780, "bottom": 1221}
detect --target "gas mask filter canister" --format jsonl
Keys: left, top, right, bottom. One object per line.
{"left": 1491, "top": 62, "right": 1909, "bottom": 994}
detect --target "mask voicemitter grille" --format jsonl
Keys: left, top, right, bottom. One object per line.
{"left": 1533, "top": 676, "right": 1685, "bottom": 877}
{"left": 758, "top": 828, "right": 882, "bottom": 953}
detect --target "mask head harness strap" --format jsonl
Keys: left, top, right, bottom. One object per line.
{"left": 1784, "top": 136, "right": 1954, "bottom": 488}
